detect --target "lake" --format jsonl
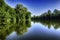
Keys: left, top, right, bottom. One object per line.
{"left": 3, "top": 21, "right": 60, "bottom": 40}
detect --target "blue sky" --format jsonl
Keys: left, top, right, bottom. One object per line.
{"left": 5, "top": 0, "right": 60, "bottom": 16}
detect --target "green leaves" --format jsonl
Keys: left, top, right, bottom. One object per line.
{"left": 15, "top": 4, "right": 31, "bottom": 22}
{"left": 0, "top": 1, "right": 31, "bottom": 40}
{"left": 0, "top": 0, "right": 31, "bottom": 24}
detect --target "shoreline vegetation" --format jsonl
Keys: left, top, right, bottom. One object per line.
{"left": 0, "top": 0, "right": 31, "bottom": 40}
{"left": 32, "top": 9, "right": 60, "bottom": 20}
{"left": 1, "top": 0, "right": 60, "bottom": 24}
{"left": 31, "top": 9, "right": 60, "bottom": 29}
{"left": 0, "top": 0, "right": 60, "bottom": 40}
{"left": 0, "top": 0, "right": 60, "bottom": 29}
{"left": 0, "top": 0, "right": 31, "bottom": 25}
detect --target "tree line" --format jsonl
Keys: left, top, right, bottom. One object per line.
{"left": 32, "top": 9, "right": 60, "bottom": 20}
{"left": 32, "top": 9, "right": 60, "bottom": 29}
{"left": 0, "top": 0, "right": 31, "bottom": 24}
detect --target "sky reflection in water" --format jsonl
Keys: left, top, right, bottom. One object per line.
{"left": 6, "top": 22, "right": 60, "bottom": 40}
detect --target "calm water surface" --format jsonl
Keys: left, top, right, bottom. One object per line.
{"left": 5, "top": 22, "right": 60, "bottom": 40}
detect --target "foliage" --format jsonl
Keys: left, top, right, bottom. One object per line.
{"left": 0, "top": 0, "right": 31, "bottom": 24}
{"left": 32, "top": 9, "right": 60, "bottom": 20}
{"left": 0, "top": 0, "right": 31, "bottom": 40}
{"left": 32, "top": 9, "right": 60, "bottom": 29}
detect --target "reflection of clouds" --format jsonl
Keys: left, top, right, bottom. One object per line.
{"left": 6, "top": 22, "right": 60, "bottom": 40}
{"left": 6, "top": 32, "right": 17, "bottom": 40}
{"left": 6, "top": 31, "right": 25, "bottom": 40}
{"left": 27, "top": 22, "right": 60, "bottom": 39}
{"left": 6, "top": 21, "right": 31, "bottom": 40}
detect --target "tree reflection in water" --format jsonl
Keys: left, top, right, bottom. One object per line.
{"left": 0, "top": 20, "right": 31, "bottom": 40}
{"left": 32, "top": 20, "right": 60, "bottom": 29}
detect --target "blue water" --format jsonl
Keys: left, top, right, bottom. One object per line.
{"left": 6, "top": 22, "right": 60, "bottom": 40}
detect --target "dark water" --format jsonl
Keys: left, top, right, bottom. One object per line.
{"left": 0, "top": 21, "right": 60, "bottom": 40}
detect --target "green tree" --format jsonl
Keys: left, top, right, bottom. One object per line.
{"left": 48, "top": 10, "right": 51, "bottom": 16}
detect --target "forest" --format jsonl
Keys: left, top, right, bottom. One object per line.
{"left": 0, "top": 0, "right": 31, "bottom": 40}
{"left": 0, "top": 0, "right": 60, "bottom": 30}
{"left": 32, "top": 9, "right": 60, "bottom": 20}
{"left": 0, "top": 0, "right": 60, "bottom": 40}
{"left": 32, "top": 9, "right": 60, "bottom": 29}
{"left": 0, "top": 0, "right": 31, "bottom": 25}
